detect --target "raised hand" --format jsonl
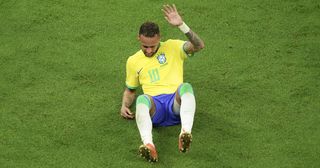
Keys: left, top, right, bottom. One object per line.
{"left": 162, "top": 4, "right": 183, "bottom": 26}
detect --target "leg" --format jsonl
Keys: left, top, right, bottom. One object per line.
{"left": 175, "top": 83, "right": 196, "bottom": 134}
{"left": 135, "top": 94, "right": 155, "bottom": 145}
{"left": 175, "top": 83, "right": 196, "bottom": 152}
{"left": 135, "top": 95, "right": 158, "bottom": 162}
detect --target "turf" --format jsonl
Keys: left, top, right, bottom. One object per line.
{"left": 1, "top": 0, "right": 319, "bottom": 167}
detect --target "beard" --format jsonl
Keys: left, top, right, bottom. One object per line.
{"left": 144, "top": 51, "right": 156, "bottom": 57}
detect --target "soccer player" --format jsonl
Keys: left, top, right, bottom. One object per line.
{"left": 120, "top": 4, "right": 205, "bottom": 162}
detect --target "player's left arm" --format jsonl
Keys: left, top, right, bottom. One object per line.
{"left": 183, "top": 30, "right": 205, "bottom": 54}
{"left": 162, "top": 4, "right": 205, "bottom": 54}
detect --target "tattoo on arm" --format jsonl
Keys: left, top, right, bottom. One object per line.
{"left": 184, "top": 30, "right": 204, "bottom": 54}
{"left": 186, "top": 30, "right": 202, "bottom": 49}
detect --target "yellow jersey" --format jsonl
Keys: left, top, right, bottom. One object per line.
{"left": 126, "top": 39, "right": 189, "bottom": 96}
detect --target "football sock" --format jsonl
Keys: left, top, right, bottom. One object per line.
{"left": 180, "top": 93, "right": 196, "bottom": 135}
{"left": 136, "top": 95, "right": 154, "bottom": 146}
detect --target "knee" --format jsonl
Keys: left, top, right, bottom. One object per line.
{"left": 179, "top": 83, "right": 194, "bottom": 96}
{"left": 136, "top": 94, "right": 151, "bottom": 109}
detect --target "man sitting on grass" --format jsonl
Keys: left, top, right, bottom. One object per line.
{"left": 120, "top": 4, "right": 205, "bottom": 162}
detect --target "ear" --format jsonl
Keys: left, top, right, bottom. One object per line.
{"left": 137, "top": 35, "right": 141, "bottom": 41}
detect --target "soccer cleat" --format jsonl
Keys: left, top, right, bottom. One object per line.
{"left": 179, "top": 132, "right": 192, "bottom": 153}
{"left": 138, "top": 143, "right": 158, "bottom": 162}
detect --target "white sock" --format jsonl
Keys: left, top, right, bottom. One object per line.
{"left": 135, "top": 103, "right": 153, "bottom": 146}
{"left": 180, "top": 93, "right": 196, "bottom": 135}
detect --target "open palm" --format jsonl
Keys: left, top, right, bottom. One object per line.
{"left": 162, "top": 4, "right": 183, "bottom": 26}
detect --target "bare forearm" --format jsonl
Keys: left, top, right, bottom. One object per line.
{"left": 185, "top": 29, "right": 204, "bottom": 51}
{"left": 122, "top": 89, "right": 135, "bottom": 108}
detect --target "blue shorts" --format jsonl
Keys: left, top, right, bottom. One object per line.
{"left": 151, "top": 93, "right": 181, "bottom": 127}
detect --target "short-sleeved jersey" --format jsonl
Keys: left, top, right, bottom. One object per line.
{"left": 126, "top": 39, "right": 189, "bottom": 96}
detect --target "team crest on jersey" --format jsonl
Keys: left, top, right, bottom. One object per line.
{"left": 157, "top": 53, "right": 166, "bottom": 64}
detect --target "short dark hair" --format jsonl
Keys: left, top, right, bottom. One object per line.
{"left": 139, "top": 21, "right": 160, "bottom": 37}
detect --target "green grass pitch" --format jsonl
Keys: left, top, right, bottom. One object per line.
{"left": 0, "top": 0, "right": 319, "bottom": 167}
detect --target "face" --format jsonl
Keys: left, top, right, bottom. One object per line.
{"left": 138, "top": 34, "right": 160, "bottom": 57}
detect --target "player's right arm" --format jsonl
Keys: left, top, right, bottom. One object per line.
{"left": 120, "top": 88, "right": 136, "bottom": 119}
{"left": 121, "top": 56, "right": 139, "bottom": 119}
